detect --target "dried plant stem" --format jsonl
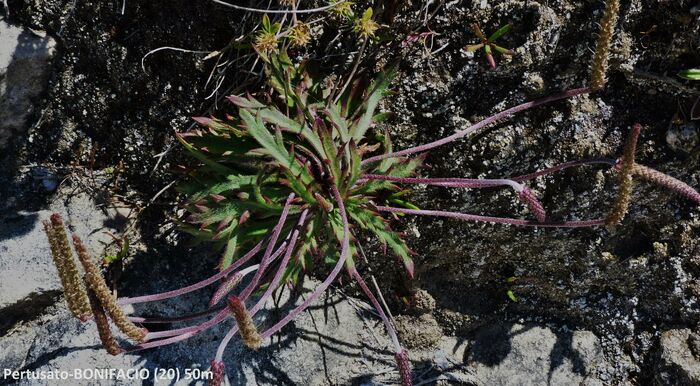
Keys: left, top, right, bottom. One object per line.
{"left": 590, "top": 0, "right": 620, "bottom": 90}
{"left": 86, "top": 286, "right": 122, "bottom": 355}
{"left": 351, "top": 270, "right": 412, "bottom": 386}
{"left": 606, "top": 124, "right": 641, "bottom": 226}
{"left": 362, "top": 87, "right": 593, "bottom": 165}
{"left": 43, "top": 214, "right": 91, "bottom": 321}
{"left": 72, "top": 234, "right": 146, "bottom": 343}
{"left": 375, "top": 206, "right": 606, "bottom": 228}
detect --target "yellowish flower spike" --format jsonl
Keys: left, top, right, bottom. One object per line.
{"left": 255, "top": 30, "right": 279, "bottom": 53}
{"left": 87, "top": 286, "right": 123, "bottom": 355}
{"left": 228, "top": 296, "right": 262, "bottom": 349}
{"left": 288, "top": 21, "right": 311, "bottom": 48}
{"left": 329, "top": 0, "right": 353, "bottom": 19}
{"left": 607, "top": 124, "right": 641, "bottom": 227}
{"left": 43, "top": 214, "right": 91, "bottom": 321}
{"left": 72, "top": 234, "right": 147, "bottom": 343}
{"left": 590, "top": 0, "right": 620, "bottom": 90}
{"left": 353, "top": 7, "right": 379, "bottom": 40}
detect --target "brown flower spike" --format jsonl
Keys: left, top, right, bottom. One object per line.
{"left": 607, "top": 124, "right": 641, "bottom": 226}
{"left": 631, "top": 164, "right": 700, "bottom": 205}
{"left": 227, "top": 296, "right": 262, "bottom": 349}
{"left": 43, "top": 214, "right": 91, "bottom": 321}
{"left": 72, "top": 234, "right": 147, "bottom": 343}
{"left": 590, "top": 0, "right": 620, "bottom": 90}
{"left": 87, "top": 286, "right": 122, "bottom": 355}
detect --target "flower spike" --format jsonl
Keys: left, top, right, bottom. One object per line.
{"left": 43, "top": 214, "right": 91, "bottom": 321}
{"left": 72, "top": 234, "right": 147, "bottom": 343}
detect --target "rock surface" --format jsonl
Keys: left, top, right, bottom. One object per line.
{"left": 655, "top": 329, "right": 700, "bottom": 386}
{"left": 0, "top": 19, "right": 55, "bottom": 149}
{"left": 0, "top": 190, "right": 114, "bottom": 311}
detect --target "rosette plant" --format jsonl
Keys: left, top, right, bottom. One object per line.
{"left": 43, "top": 1, "right": 700, "bottom": 385}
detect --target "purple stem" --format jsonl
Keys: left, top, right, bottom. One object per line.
{"left": 362, "top": 87, "right": 593, "bottom": 165}
{"left": 237, "top": 194, "right": 296, "bottom": 302}
{"left": 214, "top": 209, "right": 309, "bottom": 361}
{"left": 139, "top": 195, "right": 296, "bottom": 342}
{"left": 117, "top": 238, "right": 266, "bottom": 306}
{"left": 260, "top": 185, "right": 351, "bottom": 339}
{"left": 125, "top": 332, "right": 197, "bottom": 353}
{"left": 351, "top": 270, "right": 402, "bottom": 352}
{"left": 511, "top": 158, "right": 617, "bottom": 182}
{"left": 375, "top": 205, "right": 606, "bottom": 228}
{"left": 359, "top": 174, "right": 523, "bottom": 191}
{"left": 128, "top": 306, "right": 225, "bottom": 324}
{"left": 145, "top": 308, "right": 229, "bottom": 340}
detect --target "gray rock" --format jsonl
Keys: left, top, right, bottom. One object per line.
{"left": 0, "top": 20, "right": 56, "bottom": 148}
{"left": 466, "top": 323, "right": 606, "bottom": 386}
{"left": 0, "top": 192, "right": 114, "bottom": 313}
{"left": 0, "top": 280, "right": 398, "bottom": 386}
{"left": 655, "top": 329, "right": 700, "bottom": 386}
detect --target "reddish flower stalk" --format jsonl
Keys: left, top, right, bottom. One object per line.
{"left": 214, "top": 209, "right": 309, "bottom": 361}
{"left": 510, "top": 158, "right": 617, "bottom": 182}
{"left": 117, "top": 237, "right": 266, "bottom": 306}
{"left": 128, "top": 306, "right": 224, "bottom": 324}
{"left": 361, "top": 86, "right": 593, "bottom": 165}
{"left": 359, "top": 174, "right": 546, "bottom": 222}
{"left": 236, "top": 194, "right": 296, "bottom": 302}
{"left": 260, "top": 185, "right": 350, "bottom": 339}
{"left": 351, "top": 270, "right": 412, "bottom": 385}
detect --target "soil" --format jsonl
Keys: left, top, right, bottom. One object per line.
{"left": 1, "top": 0, "right": 700, "bottom": 385}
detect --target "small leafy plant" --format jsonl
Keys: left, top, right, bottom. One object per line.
{"left": 464, "top": 23, "right": 515, "bottom": 69}
{"left": 43, "top": 1, "right": 700, "bottom": 385}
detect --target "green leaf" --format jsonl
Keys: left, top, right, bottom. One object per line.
{"left": 507, "top": 290, "right": 518, "bottom": 302}
{"left": 346, "top": 205, "right": 414, "bottom": 277}
{"left": 324, "top": 105, "right": 351, "bottom": 143}
{"left": 488, "top": 23, "right": 512, "bottom": 42}
{"left": 256, "top": 107, "right": 326, "bottom": 158}
{"left": 189, "top": 174, "right": 256, "bottom": 201}
{"left": 219, "top": 234, "right": 238, "bottom": 270}
{"left": 239, "top": 109, "right": 315, "bottom": 190}
{"left": 678, "top": 69, "right": 700, "bottom": 80}
{"left": 350, "top": 67, "right": 395, "bottom": 141}
{"left": 176, "top": 133, "right": 234, "bottom": 176}
{"left": 228, "top": 95, "right": 266, "bottom": 110}
{"left": 491, "top": 44, "right": 513, "bottom": 56}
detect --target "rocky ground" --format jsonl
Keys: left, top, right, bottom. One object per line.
{"left": 1, "top": 0, "right": 700, "bottom": 385}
